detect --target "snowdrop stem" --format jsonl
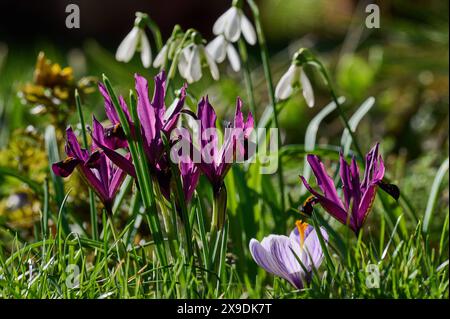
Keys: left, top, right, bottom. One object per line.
{"left": 247, "top": 0, "right": 286, "bottom": 215}
{"left": 314, "top": 61, "right": 364, "bottom": 160}
{"left": 166, "top": 29, "right": 194, "bottom": 93}
{"left": 295, "top": 47, "right": 364, "bottom": 159}
{"left": 238, "top": 39, "right": 257, "bottom": 122}
{"left": 137, "top": 12, "right": 163, "bottom": 51}
{"left": 145, "top": 19, "right": 163, "bottom": 51}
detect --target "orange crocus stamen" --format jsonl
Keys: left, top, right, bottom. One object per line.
{"left": 295, "top": 220, "right": 309, "bottom": 248}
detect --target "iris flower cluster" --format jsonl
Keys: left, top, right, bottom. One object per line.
{"left": 53, "top": 71, "right": 253, "bottom": 220}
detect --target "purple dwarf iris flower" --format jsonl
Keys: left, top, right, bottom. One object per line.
{"left": 52, "top": 118, "right": 129, "bottom": 213}
{"left": 98, "top": 82, "right": 133, "bottom": 150}
{"left": 300, "top": 143, "right": 385, "bottom": 234}
{"left": 97, "top": 71, "right": 198, "bottom": 201}
{"left": 180, "top": 157, "right": 200, "bottom": 202}
{"left": 196, "top": 96, "right": 253, "bottom": 192}
{"left": 249, "top": 221, "right": 328, "bottom": 289}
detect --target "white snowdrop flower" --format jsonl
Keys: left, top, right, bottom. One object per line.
{"left": 206, "top": 35, "right": 241, "bottom": 72}
{"left": 275, "top": 63, "right": 314, "bottom": 107}
{"left": 116, "top": 25, "right": 152, "bottom": 68}
{"left": 213, "top": 6, "right": 256, "bottom": 45}
{"left": 153, "top": 43, "right": 168, "bottom": 68}
{"left": 153, "top": 37, "right": 181, "bottom": 69}
{"left": 178, "top": 41, "right": 219, "bottom": 84}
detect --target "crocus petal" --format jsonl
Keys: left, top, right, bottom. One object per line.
{"left": 269, "top": 235, "right": 304, "bottom": 289}
{"left": 153, "top": 44, "right": 167, "bottom": 68}
{"left": 307, "top": 155, "right": 344, "bottom": 209}
{"left": 275, "top": 65, "right": 296, "bottom": 100}
{"left": 240, "top": 12, "right": 257, "bottom": 45}
{"left": 52, "top": 157, "right": 82, "bottom": 177}
{"left": 226, "top": 43, "right": 241, "bottom": 72}
{"left": 116, "top": 26, "right": 139, "bottom": 62}
{"left": 139, "top": 30, "right": 152, "bottom": 68}
{"left": 202, "top": 46, "right": 220, "bottom": 81}
{"left": 300, "top": 69, "right": 314, "bottom": 107}
{"left": 301, "top": 227, "right": 328, "bottom": 271}
{"left": 224, "top": 7, "right": 241, "bottom": 42}
{"left": 249, "top": 237, "right": 287, "bottom": 280}
{"left": 206, "top": 35, "right": 227, "bottom": 63}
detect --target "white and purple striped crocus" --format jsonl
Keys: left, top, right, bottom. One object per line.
{"left": 300, "top": 143, "right": 386, "bottom": 235}
{"left": 250, "top": 221, "right": 328, "bottom": 289}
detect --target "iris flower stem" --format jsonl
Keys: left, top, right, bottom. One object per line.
{"left": 247, "top": 0, "right": 286, "bottom": 215}
{"left": 238, "top": 38, "right": 257, "bottom": 122}
{"left": 128, "top": 91, "right": 170, "bottom": 265}
{"left": 161, "top": 135, "right": 194, "bottom": 260}
{"left": 102, "top": 75, "right": 168, "bottom": 267}
{"left": 75, "top": 90, "right": 98, "bottom": 241}
{"left": 153, "top": 181, "right": 178, "bottom": 259}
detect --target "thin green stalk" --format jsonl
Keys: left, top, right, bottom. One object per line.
{"left": 75, "top": 90, "right": 98, "bottom": 240}
{"left": 166, "top": 29, "right": 194, "bottom": 91}
{"left": 102, "top": 75, "right": 168, "bottom": 266}
{"left": 161, "top": 135, "right": 193, "bottom": 259}
{"left": 313, "top": 62, "right": 364, "bottom": 160}
{"left": 128, "top": 90, "right": 169, "bottom": 266}
{"left": 238, "top": 38, "right": 257, "bottom": 121}
{"left": 144, "top": 17, "right": 163, "bottom": 51}
{"left": 312, "top": 210, "right": 335, "bottom": 274}
{"left": 247, "top": 0, "right": 285, "bottom": 214}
